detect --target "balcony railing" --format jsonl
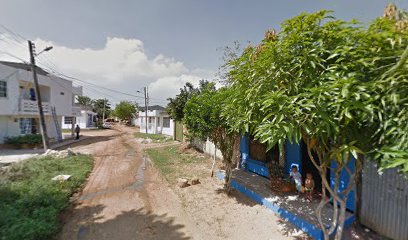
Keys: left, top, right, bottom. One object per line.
{"left": 20, "top": 99, "right": 50, "bottom": 114}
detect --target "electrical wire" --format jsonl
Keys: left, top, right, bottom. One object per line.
{"left": 0, "top": 23, "right": 169, "bottom": 104}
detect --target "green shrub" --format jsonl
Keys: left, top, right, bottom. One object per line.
{"left": 4, "top": 134, "right": 43, "bottom": 145}
{"left": 0, "top": 155, "right": 93, "bottom": 240}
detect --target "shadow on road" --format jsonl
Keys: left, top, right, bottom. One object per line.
{"left": 214, "top": 188, "right": 257, "bottom": 207}
{"left": 56, "top": 135, "right": 118, "bottom": 150}
{"left": 60, "top": 204, "right": 190, "bottom": 240}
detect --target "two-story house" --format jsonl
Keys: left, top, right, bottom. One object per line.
{"left": 0, "top": 61, "right": 82, "bottom": 143}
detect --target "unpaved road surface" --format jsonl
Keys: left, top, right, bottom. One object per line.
{"left": 59, "top": 126, "right": 295, "bottom": 240}
{"left": 59, "top": 126, "right": 197, "bottom": 240}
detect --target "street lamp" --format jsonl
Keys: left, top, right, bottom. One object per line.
{"left": 36, "top": 46, "right": 53, "bottom": 56}
{"left": 137, "top": 88, "right": 148, "bottom": 134}
{"left": 28, "top": 41, "right": 53, "bottom": 152}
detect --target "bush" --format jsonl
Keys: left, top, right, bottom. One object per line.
{"left": 4, "top": 134, "right": 43, "bottom": 146}
{"left": 0, "top": 155, "right": 93, "bottom": 240}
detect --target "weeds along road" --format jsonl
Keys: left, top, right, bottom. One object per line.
{"left": 59, "top": 125, "right": 195, "bottom": 240}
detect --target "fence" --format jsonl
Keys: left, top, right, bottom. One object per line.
{"left": 361, "top": 161, "right": 408, "bottom": 240}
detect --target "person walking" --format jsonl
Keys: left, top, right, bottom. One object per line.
{"left": 75, "top": 124, "right": 80, "bottom": 140}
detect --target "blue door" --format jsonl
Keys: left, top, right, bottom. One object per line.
{"left": 285, "top": 139, "right": 302, "bottom": 175}
{"left": 330, "top": 157, "right": 355, "bottom": 212}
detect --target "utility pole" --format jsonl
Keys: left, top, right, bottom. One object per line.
{"left": 102, "top": 98, "right": 106, "bottom": 122}
{"left": 28, "top": 40, "right": 49, "bottom": 151}
{"left": 144, "top": 87, "right": 148, "bottom": 134}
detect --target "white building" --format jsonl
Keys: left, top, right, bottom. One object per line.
{"left": 62, "top": 106, "right": 97, "bottom": 130}
{"left": 0, "top": 61, "right": 82, "bottom": 143}
{"left": 137, "top": 105, "right": 174, "bottom": 136}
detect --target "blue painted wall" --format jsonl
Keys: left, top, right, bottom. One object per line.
{"left": 239, "top": 133, "right": 250, "bottom": 159}
{"left": 240, "top": 133, "right": 270, "bottom": 178}
{"left": 330, "top": 157, "right": 356, "bottom": 212}
{"left": 285, "top": 139, "right": 302, "bottom": 175}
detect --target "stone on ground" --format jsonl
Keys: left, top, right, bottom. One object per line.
{"left": 177, "top": 178, "right": 189, "bottom": 188}
{"left": 191, "top": 176, "right": 200, "bottom": 185}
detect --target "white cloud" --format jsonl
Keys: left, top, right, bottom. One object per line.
{"left": 0, "top": 34, "right": 214, "bottom": 105}
{"left": 149, "top": 74, "right": 202, "bottom": 101}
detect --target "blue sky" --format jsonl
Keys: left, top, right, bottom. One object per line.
{"left": 0, "top": 0, "right": 406, "bottom": 103}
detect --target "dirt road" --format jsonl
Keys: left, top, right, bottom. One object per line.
{"left": 59, "top": 126, "right": 295, "bottom": 240}
{"left": 59, "top": 126, "right": 197, "bottom": 240}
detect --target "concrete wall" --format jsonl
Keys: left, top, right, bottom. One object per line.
{"left": 45, "top": 116, "right": 61, "bottom": 142}
{"left": 0, "top": 116, "right": 20, "bottom": 143}
{"left": 0, "top": 115, "right": 60, "bottom": 143}
{"left": 0, "top": 64, "right": 19, "bottom": 115}
{"left": 191, "top": 138, "right": 223, "bottom": 160}
{"left": 161, "top": 119, "right": 174, "bottom": 136}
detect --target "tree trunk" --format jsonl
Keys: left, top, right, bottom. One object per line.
{"left": 335, "top": 199, "right": 348, "bottom": 240}
{"left": 224, "top": 163, "right": 233, "bottom": 194}
{"left": 354, "top": 154, "right": 364, "bottom": 224}
{"left": 211, "top": 147, "right": 217, "bottom": 177}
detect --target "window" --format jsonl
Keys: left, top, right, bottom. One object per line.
{"left": 162, "top": 117, "right": 170, "bottom": 128}
{"left": 60, "top": 92, "right": 65, "bottom": 95}
{"left": 0, "top": 81, "right": 7, "bottom": 97}
{"left": 19, "top": 118, "right": 32, "bottom": 134}
{"left": 64, "top": 116, "right": 74, "bottom": 124}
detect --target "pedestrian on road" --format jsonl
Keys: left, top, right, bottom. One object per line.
{"left": 75, "top": 124, "right": 81, "bottom": 140}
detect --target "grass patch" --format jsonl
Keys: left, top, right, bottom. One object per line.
{"left": 145, "top": 145, "right": 204, "bottom": 184}
{"left": 0, "top": 154, "right": 93, "bottom": 240}
{"left": 134, "top": 132, "right": 173, "bottom": 143}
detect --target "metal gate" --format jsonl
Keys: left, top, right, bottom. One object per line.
{"left": 361, "top": 161, "right": 408, "bottom": 240}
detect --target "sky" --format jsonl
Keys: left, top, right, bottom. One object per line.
{"left": 0, "top": 0, "right": 406, "bottom": 106}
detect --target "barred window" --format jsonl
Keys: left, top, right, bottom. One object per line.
{"left": 0, "top": 81, "right": 7, "bottom": 97}
{"left": 19, "top": 118, "right": 31, "bottom": 134}
{"left": 162, "top": 117, "right": 170, "bottom": 128}
{"left": 64, "top": 117, "right": 74, "bottom": 124}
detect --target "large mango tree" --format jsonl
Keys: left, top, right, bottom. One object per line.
{"left": 222, "top": 9, "right": 407, "bottom": 240}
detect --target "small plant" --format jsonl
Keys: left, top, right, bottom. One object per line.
{"left": 0, "top": 154, "right": 93, "bottom": 240}
{"left": 134, "top": 132, "right": 172, "bottom": 143}
{"left": 5, "top": 134, "right": 42, "bottom": 146}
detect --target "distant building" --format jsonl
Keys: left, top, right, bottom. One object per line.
{"left": 62, "top": 105, "right": 97, "bottom": 130}
{"left": 0, "top": 61, "right": 82, "bottom": 143}
{"left": 136, "top": 105, "right": 174, "bottom": 136}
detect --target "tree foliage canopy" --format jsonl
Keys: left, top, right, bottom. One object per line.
{"left": 93, "top": 99, "right": 112, "bottom": 119}
{"left": 224, "top": 10, "right": 408, "bottom": 173}
{"left": 219, "top": 8, "right": 407, "bottom": 239}
{"left": 166, "top": 80, "right": 215, "bottom": 121}
{"left": 76, "top": 96, "right": 93, "bottom": 107}
{"left": 114, "top": 101, "right": 138, "bottom": 120}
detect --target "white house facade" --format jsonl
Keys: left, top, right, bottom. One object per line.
{"left": 62, "top": 107, "right": 97, "bottom": 130}
{"left": 137, "top": 105, "right": 174, "bottom": 136}
{"left": 0, "top": 61, "right": 82, "bottom": 143}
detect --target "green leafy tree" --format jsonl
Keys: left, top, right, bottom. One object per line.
{"left": 184, "top": 86, "right": 239, "bottom": 191}
{"left": 223, "top": 8, "right": 407, "bottom": 240}
{"left": 166, "top": 80, "right": 216, "bottom": 121}
{"left": 93, "top": 98, "right": 112, "bottom": 121}
{"left": 114, "top": 101, "right": 138, "bottom": 120}
{"left": 76, "top": 96, "right": 93, "bottom": 107}
{"left": 166, "top": 82, "right": 196, "bottom": 121}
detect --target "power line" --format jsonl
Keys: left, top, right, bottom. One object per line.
{"left": 0, "top": 23, "right": 169, "bottom": 103}
{"left": 0, "top": 23, "right": 27, "bottom": 42}
{"left": 0, "top": 50, "right": 28, "bottom": 63}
